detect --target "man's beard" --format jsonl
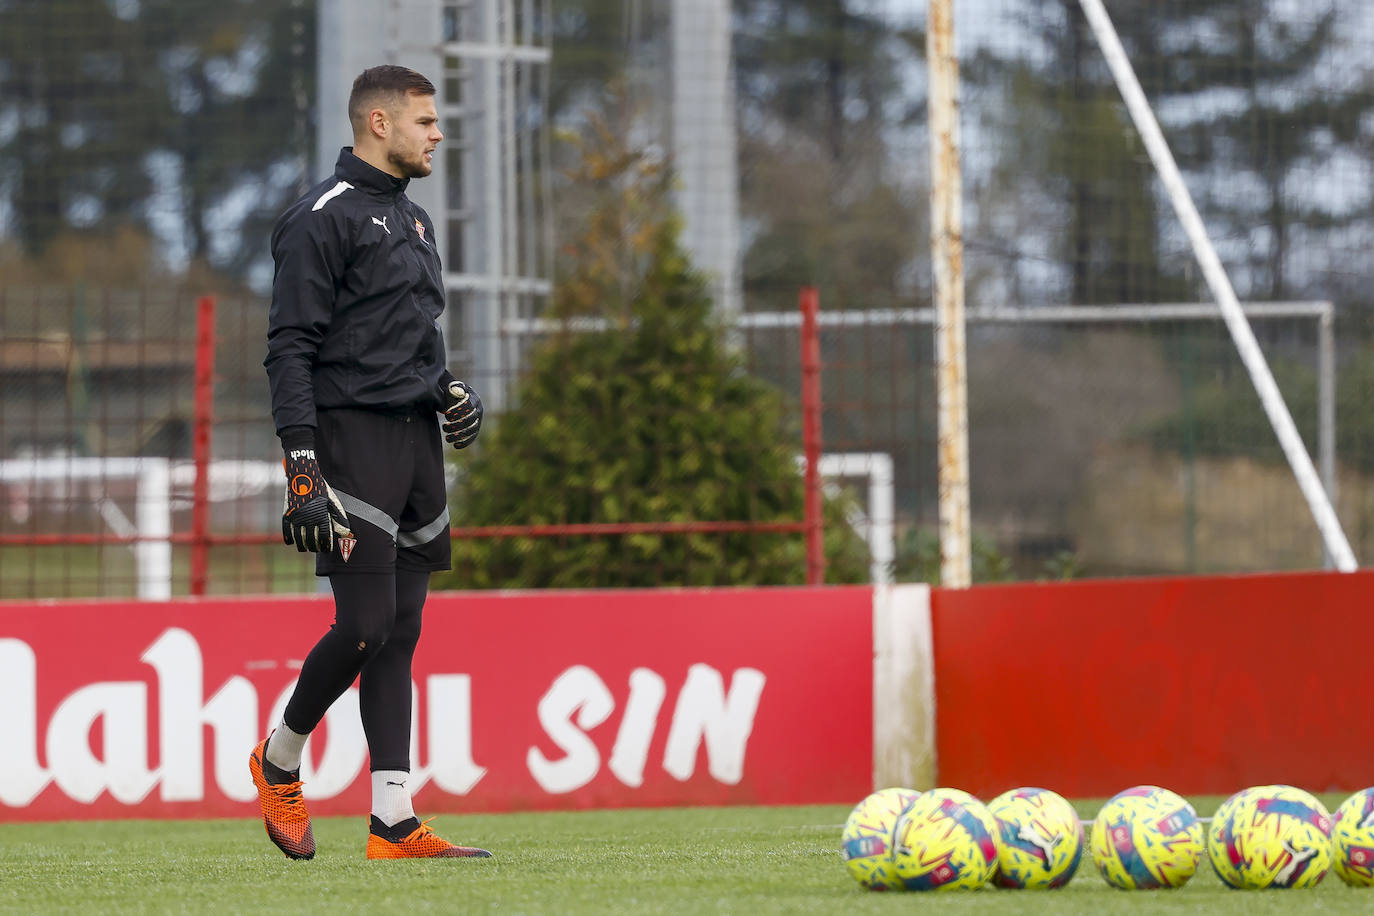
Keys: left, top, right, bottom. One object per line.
{"left": 387, "top": 148, "right": 431, "bottom": 179}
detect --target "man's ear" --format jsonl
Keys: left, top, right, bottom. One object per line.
{"left": 368, "top": 108, "right": 389, "bottom": 139}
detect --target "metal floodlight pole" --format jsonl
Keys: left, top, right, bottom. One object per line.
{"left": 927, "top": 0, "right": 972, "bottom": 588}
{"left": 1077, "top": 0, "right": 1357, "bottom": 572}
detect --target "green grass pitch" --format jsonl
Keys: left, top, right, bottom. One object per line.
{"left": 0, "top": 797, "right": 1369, "bottom": 914}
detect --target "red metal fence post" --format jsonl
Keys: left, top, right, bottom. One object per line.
{"left": 190, "top": 295, "right": 217, "bottom": 596}
{"left": 799, "top": 286, "right": 825, "bottom": 585}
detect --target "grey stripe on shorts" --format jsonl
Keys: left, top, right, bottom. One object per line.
{"left": 334, "top": 490, "right": 399, "bottom": 539}
{"left": 397, "top": 506, "right": 450, "bottom": 548}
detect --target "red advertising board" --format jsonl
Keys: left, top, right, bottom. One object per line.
{"left": 0, "top": 587, "right": 873, "bottom": 821}
{"left": 932, "top": 570, "right": 1374, "bottom": 799}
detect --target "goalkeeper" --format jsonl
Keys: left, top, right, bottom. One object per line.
{"left": 254, "top": 65, "right": 489, "bottom": 862}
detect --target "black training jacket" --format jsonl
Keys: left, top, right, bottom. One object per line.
{"left": 264, "top": 147, "right": 454, "bottom": 434}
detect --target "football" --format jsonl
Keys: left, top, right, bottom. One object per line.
{"left": 1332, "top": 787, "right": 1374, "bottom": 887}
{"left": 840, "top": 787, "right": 921, "bottom": 890}
{"left": 1206, "top": 784, "right": 1332, "bottom": 889}
{"left": 1089, "top": 785, "right": 1204, "bottom": 889}
{"left": 891, "top": 787, "right": 1000, "bottom": 891}
{"left": 1205, "top": 785, "right": 1260, "bottom": 888}
{"left": 988, "top": 786, "right": 1084, "bottom": 889}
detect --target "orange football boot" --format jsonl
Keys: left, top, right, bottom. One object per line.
{"left": 248, "top": 735, "right": 316, "bottom": 860}
{"left": 366, "top": 816, "right": 492, "bottom": 859}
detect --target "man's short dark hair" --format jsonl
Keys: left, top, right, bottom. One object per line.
{"left": 348, "top": 65, "right": 436, "bottom": 132}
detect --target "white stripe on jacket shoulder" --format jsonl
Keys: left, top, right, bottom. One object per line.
{"left": 311, "top": 181, "right": 354, "bottom": 212}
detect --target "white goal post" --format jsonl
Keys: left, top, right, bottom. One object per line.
{"left": 811, "top": 453, "right": 896, "bottom": 586}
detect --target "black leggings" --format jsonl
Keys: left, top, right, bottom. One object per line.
{"left": 282, "top": 568, "right": 428, "bottom": 772}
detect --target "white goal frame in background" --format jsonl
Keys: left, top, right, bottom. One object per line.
{"left": 508, "top": 301, "right": 1337, "bottom": 578}
{"left": 744, "top": 300, "right": 1338, "bottom": 572}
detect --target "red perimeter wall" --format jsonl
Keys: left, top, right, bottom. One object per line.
{"left": 931, "top": 569, "right": 1374, "bottom": 799}
{"left": 0, "top": 587, "right": 872, "bottom": 821}
{"left": 8, "top": 570, "right": 1372, "bottom": 821}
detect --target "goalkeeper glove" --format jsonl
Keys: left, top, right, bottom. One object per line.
{"left": 281, "top": 444, "right": 353, "bottom": 553}
{"left": 442, "top": 380, "right": 483, "bottom": 449}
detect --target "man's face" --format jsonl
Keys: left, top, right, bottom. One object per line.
{"left": 385, "top": 92, "right": 442, "bottom": 179}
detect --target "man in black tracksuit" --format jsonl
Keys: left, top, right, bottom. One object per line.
{"left": 247, "top": 65, "right": 490, "bottom": 862}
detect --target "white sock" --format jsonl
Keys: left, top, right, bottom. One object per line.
{"left": 265, "top": 720, "right": 309, "bottom": 773}
{"left": 372, "top": 770, "right": 416, "bottom": 827}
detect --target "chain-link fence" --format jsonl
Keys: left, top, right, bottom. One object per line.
{"left": 736, "top": 0, "right": 1374, "bottom": 580}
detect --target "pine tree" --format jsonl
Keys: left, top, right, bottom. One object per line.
{"left": 436, "top": 102, "right": 869, "bottom": 588}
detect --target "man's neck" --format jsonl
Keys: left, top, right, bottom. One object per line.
{"left": 352, "top": 144, "right": 402, "bottom": 179}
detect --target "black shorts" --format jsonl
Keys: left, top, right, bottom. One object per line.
{"left": 313, "top": 405, "right": 452, "bottom": 575}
